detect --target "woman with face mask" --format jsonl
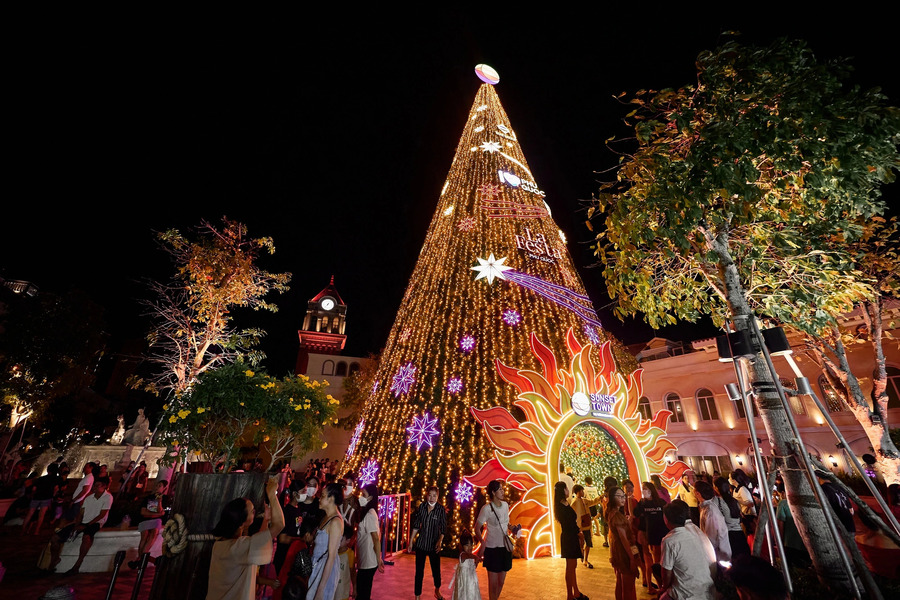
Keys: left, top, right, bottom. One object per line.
{"left": 408, "top": 485, "right": 447, "bottom": 600}
{"left": 356, "top": 484, "right": 385, "bottom": 600}
{"left": 305, "top": 483, "right": 345, "bottom": 600}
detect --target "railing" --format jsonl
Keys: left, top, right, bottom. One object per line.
{"left": 378, "top": 492, "right": 411, "bottom": 557}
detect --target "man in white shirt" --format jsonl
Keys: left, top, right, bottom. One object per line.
{"left": 48, "top": 476, "right": 113, "bottom": 574}
{"left": 558, "top": 462, "right": 575, "bottom": 499}
{"left": 659, "top": 499, "right": 716, "bottom": 600}
{"left": 64, "top": 462, "right": 95, "bottom": 522}
{"left": 694, "top": 481, "right": 731, "bottom": 562}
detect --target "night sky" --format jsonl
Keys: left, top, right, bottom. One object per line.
{"left": 4, "top": 13, "right": 898, "bottom": 377}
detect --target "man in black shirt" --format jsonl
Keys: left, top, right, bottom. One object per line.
{"left": 23, "top": 463, "right": 59, "bottom": 534}
{"left": 819, "top": 476, "right": 855, "bottom": 534}
{"left": 274, "top": 489, "right": 307, "bottom": 571}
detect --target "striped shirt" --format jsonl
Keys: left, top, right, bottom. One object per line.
{"left": 411, "top": 502, "right": 446, "bottom": 551}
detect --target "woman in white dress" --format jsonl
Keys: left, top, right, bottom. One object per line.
{"left": 451, "top": 530, "right": 481, "bottom": 600}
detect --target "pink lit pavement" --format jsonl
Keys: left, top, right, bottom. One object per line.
{"left": 1, "top": 529, "right": 656, "bottom": 600}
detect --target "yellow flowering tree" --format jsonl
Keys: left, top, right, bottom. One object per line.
{"left": 257, "top": 374, "right": 340, "bottom": 470}
{"left": 159, "top": 361, "right": 336, "bottom": 469}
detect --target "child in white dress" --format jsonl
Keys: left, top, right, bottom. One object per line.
{"left": 450, "top": 530, "right": 482, "bottom": 600}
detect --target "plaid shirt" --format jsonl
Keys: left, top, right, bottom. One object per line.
{"left": 411, "top": 501, "right": 446, "bottom": 551}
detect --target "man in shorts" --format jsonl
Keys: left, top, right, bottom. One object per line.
{"left": 48, "top": 476, "right": 113, "bottom": 574}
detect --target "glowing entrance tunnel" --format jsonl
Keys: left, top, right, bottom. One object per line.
{"left": 561, "top": 422, "right": 629, "bottom": 489}
{"left": 467, "top": 328, "right": 689, "bottom": 558}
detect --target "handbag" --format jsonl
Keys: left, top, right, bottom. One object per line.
{"left": 489, "top": 502, "right": 515, "bottom": 553}
{"left": 289, "top": 548, "right": 313, "bottom": 579}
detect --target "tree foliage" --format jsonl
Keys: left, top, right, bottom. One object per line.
{"left": 592, "top": 37, "right": 900, "bottom": 592}
{"left": 593, "top": 38, "right": 900, "bottom": 334}
{"left": 0, "top": 289, "right": 106, "bottom": 428}
{"left": 158, "top": 361, "right": 338, "bottom": 469}
{"left": 140, "top": 218, "right": 290, "bottom": 396}
{"left": 337, "top": 352, "right": 379, "bottom": 430}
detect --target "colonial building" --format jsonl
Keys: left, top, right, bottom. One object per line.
{"left": 294, "top": 277, "right": 370, "bottom": 464}
{"left": 630, "top": 306, "right": 900, "bottom": 481}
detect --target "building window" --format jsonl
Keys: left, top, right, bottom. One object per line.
{"left": 682, "top": 455, "right": 733, "bottom": 477}
{"left": 349, "top": 362, "right": 361, "bottom": 375}
{"left": 336, "top": 362, "right": 348, "bottom": 376}
{"left": 638, "top": 397, "right": 652, "bottom": 420}
{"left": 880, "top": 366, "right": 900, "bottom": 409}
{"left": 780, "top": 378, "right": 806, "bottom": 415}
{"left": 817, "top": 375, "right": 844, "bottom": 412}
{"left": 696, "top": 388, "right": 719, "bottom": 421}
{"left": 666, "top": 393, "right": 685, "bottom": 423}
{"left": 322, "top": 360, "right": 335, "bottom": 376}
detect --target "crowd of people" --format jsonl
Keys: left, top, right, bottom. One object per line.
{"left": 6, "top": 452, "right": 898, "bottom": 599}
{"left": 551, "top": 463, "right": 795, "bottom": 600}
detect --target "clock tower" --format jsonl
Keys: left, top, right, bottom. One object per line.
{"left": 295, "top": 276, "right": 347, "bottom": 374}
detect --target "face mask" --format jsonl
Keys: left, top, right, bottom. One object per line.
{"left": 344, "top": 486, "right": 353, "bottom": 498}
{"left": 428, "top": 501, "right": 436, "bottom": 508}
{"left": 642, "top": 491, "right": 651, "bottom": 500}
{"left": 358, "top": 496, "right": 369, "bottom": 507}
{"left": 307, "top": 486, "right": 317, "bottom": 496}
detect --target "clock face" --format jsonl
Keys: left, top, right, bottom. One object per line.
{"left": 321, "top": 298, "right": 335, "bottom": 311}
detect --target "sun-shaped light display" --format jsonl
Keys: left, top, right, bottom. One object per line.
{"left": 466, "top": 328, "right": 688, "bottom": 558}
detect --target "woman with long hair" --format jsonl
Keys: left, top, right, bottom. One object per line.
{"left": 714, "top": 477, "right": 751, "bottom": 559}
{"left": 207, "top": 477, "right": 285, "bottom": 600}
{"left": 306, "top": 483, "right": 344, "bottom": 600}
{"left": 634, "top": 481, "right": 666, "bottom": 591}
{"left": 606, "top": 486, "right": 639, "bottom": 600}
{"left": 356, "top": 484, "right": 385, "bottom": 600}
{"left": 475, "top": 480, "right": 512, "bottom": 600}
{"left": 554, "top": 481, "right": 587, "bottom": 600}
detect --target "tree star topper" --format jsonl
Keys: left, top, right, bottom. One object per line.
{"left": 471, "top": 254, "right": 512, "bottom": 285}
{"left": 406, "top": 411, "right": 440, "bottom": 451}
{"left": 390, "top": 362, "right": 417, "bottom": 397}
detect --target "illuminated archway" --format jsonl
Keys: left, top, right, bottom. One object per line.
{"left": 467, "top": 328, "right": 688, "bottom": 558}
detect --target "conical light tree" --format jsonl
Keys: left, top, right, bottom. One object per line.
{"left": 345, "top": 67, "right": 675, "bottom": 547}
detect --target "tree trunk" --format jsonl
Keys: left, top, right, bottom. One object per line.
{"left": 812, "top": 322, "right": 900, "bottom": 486}
{"left": 704, "top": 228, "right": 856, "bottom": 593}
{"left": 150, "top": 471, "right": 267, "bottom": 600}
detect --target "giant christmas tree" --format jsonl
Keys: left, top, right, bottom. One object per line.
{"left": 345, "top": 66, "right": 683, "bottom": 555}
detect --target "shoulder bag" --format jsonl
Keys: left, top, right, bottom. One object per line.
{"left": 489, "top": 502, "right": 515, "bottom": 553}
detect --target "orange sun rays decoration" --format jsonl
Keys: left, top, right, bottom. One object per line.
{"left": 467, "top": 328, "right": 689, "bottom": 558}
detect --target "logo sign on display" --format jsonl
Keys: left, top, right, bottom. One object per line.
{"left": 515, "top": 227, "right": 564, "bottom": 263}
{"left": 571, "top": 392, "right": 617, "bottom": 417}
{"left": 497, "top": 170, "right": 546, "bottom": 197}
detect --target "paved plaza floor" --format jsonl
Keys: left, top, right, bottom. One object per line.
{"left": 1, "top": 526, "right": 657, "bottom": 600}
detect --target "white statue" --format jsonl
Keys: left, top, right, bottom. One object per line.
{"left": 123, "top": 409, "right": 151, "bottom": 446}
{"left": 111, "top": 415, "right": 126, "bottom": 445}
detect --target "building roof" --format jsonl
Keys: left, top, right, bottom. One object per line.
{"left": 310, "top": 275, "right": 345, "bottom": 305}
